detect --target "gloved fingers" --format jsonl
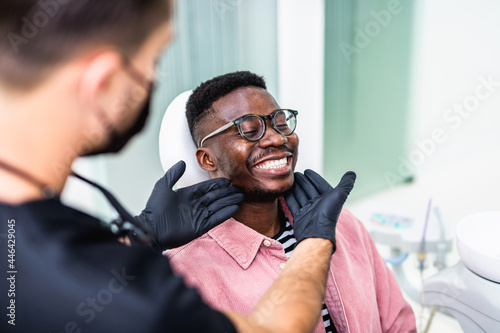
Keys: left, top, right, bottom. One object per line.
{"left": 294, "top": 172, "right": 321, "bottom": 201}
{"left": 189, "top": 177, "right": 231, "bottom": 197}
{"left": 284, "top": 190, "right": 300, "bottom": 216}
{"left": 304, "top": 169, "right": 333, "bottom": 194}
{"left": 201, "top": 204, "right": 241, "bottom": 233}
{"left": 165, "top": 160, "right": 187, "bottom": 188}
{"left": 335, "top": 171, "right": 356, "bottom": 195}
{"left": 206, "top": 191, "right": 245, "bottom": 212}
{"left": 293, "top": 172, "right": 311, "bottom": 208}
{"left": 318, "top": 188, "right": 346, "bottom": 215}
{"left": 197, "top": 186, "right": 244, "bottom": 209}
{"left": 146, "top": 163, "right": 185, "bottom": 208}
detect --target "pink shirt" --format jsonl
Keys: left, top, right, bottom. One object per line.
{"left": 167, "top": 201, "right": 416, "bottom": 333}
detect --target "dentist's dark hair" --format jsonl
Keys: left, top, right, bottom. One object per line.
{"left": 0, "top": 0, "right": 172, "bottom": 90}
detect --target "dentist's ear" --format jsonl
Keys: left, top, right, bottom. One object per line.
{"left": 79, "top": 51, "right": 124, "bottom": 119}
{"left": 196, "top": 148, "right": 218, "bottom": 173}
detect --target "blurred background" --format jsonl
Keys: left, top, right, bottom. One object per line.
{"left": 63, "top": 0, "right": 500, "bottom": 331}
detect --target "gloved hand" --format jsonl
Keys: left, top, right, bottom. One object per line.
{"left": 285, "top": 170, "right": 356, "bottom": 253}
{"left": 135, "top": 161, "right": 244, "bottom": 251}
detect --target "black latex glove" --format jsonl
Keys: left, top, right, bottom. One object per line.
{"left": 135, "top": 161, "right": 244, "bottom": 251}
{"left": 285, "top": 170, "right": 356, "bottom": 253}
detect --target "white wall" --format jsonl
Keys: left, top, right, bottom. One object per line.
{"left": 277, "top": 0, "right": 325, "bottom": 174}
{"left": 410, "top": 0, "right": 500, "bottom": 173}
{"left": 406, "top": 0, "right": 500, "bottom": 228}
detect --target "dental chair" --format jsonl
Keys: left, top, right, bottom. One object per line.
{"left": 422, "top": 211, "right": 500, "bottom": 332}
{"left": 158, "top": 90, "right": 209, "bottom": 188}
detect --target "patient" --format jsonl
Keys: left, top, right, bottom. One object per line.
{"left": 167, "top": 71, "right": 416, "bottom": 333}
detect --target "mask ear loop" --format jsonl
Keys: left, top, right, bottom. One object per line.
{"left": 0, "top": 159, "right": 57, "bottom": 199}
{"left": 71, "top": 171, "right": 155, "bottom": 246}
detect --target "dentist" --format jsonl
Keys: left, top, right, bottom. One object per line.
{"left": 0, "top": 1, "right": 354, "bottom": 332}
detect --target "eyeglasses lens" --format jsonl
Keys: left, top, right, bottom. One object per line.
{"left": 239, "top": 110, "right": 296, "bottom": 141}
{"left": 274, "top": 110, "right": 295, "bottom": 135}
{"left": 240, "top": 116, "right": 264, "bottom": 140}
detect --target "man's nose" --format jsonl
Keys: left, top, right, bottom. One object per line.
{"left": 258, "top": 120, "right": 286, "bottom": 148}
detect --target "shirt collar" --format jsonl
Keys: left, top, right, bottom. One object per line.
{"left": 207, "top": 197, "right": 293, "bottom": 269}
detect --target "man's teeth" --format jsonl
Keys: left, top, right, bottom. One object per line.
{"left": 256, "top": 157, "right": 288, "bottom": 170}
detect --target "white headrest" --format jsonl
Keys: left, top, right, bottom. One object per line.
{"left": 159, "top": 90, "right": 210, "bottom": 188}
{"left": 456, "top": 211, "right": 500, "bottom": 283}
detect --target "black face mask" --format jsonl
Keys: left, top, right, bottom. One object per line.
{"left": 84, "top": 92, "right": 151, "bottom": 156}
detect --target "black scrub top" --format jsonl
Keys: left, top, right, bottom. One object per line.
{"left": 0, "top": 198, "right": 236, "bottom": 333}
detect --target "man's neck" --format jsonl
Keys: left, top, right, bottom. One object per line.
{"left": 233, "top": 198, "right": 282, "bottom": 238}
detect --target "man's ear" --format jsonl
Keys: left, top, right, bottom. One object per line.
{"left": 196, "top": 148, "right": 218, "bottom": 172}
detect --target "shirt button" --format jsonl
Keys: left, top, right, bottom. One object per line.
{"left": 263, "top": 240, "right": 272, "bottom": 247}
{"left": 280, "top": 263, "right": 286, "bottom": 269}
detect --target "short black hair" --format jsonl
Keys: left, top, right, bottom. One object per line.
{"left": 0, "top": 0, "right": 172, "bottom": 90}
{"left": 186, "top": 71, "right": 267, "bottom": 146}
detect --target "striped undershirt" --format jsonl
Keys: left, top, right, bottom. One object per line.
{"left": 273, "top": 219, "right": 337, "bottom": 333}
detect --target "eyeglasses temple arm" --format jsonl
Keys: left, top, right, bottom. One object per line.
{"left": 199, "top": 121, "right": 235, "bottom": 147}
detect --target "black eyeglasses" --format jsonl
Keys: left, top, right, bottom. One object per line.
{"left": 199, "top": 109, "right": 298, "bottom": 147}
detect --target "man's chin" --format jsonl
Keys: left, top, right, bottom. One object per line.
{"left": 244, "top": 184, "right": 294, "bottom": 203}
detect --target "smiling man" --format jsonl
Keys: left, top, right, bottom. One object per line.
{"left": 167, "top": 71, "right": 417, "bottom": 333}
{"left": 194, "top": 76, "right": 298, "bottom": 237}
